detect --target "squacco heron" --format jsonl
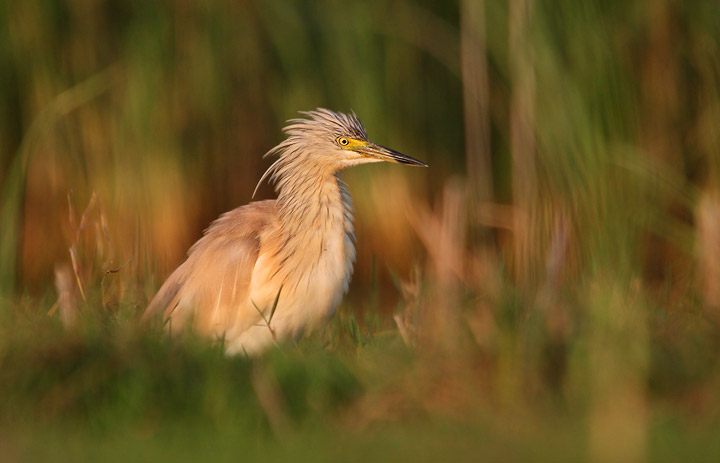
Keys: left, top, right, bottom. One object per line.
{"left": 144, "top": 109, "right": 426, "bottom": 355}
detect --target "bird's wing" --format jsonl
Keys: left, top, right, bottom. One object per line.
{"left": 143, "top": 200, "right": 279, "bottom": 337}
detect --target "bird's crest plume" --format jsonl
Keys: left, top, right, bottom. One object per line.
{"left": 252, "top": 108, "right": 367, "bottom": 198}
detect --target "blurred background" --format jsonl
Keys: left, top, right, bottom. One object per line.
{"left": 0, "top": 0, "right": 461, "bottom": 303}
{"left": 2, "top": 0, "right": 720, "bottom": 460}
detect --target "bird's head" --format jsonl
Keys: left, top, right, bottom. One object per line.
{"left": 300, "top": 109, "right": 427, "bottom": 168}
{"left": 254, "top": 109, "right": 426, "bottom": 197}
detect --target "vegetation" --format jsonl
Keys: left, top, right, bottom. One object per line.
{"left": 1, "top": 0, "right": 720, "bottom": 460}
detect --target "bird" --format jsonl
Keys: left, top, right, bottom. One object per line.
{"left": 143, "top": 109, "right": 426, "bottom": 355}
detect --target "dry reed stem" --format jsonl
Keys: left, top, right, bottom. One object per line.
{"left": 509, "top": 0, "right": 538, "bottom": 286}
{"left": 250, "top": 362, "right": 292, "bottom": 438}
{"left": 587, "top": 279, "right": 648, "bottom": 463}
{"left": 461, "top": 0, "right": 493, "bottom": 205}
{"left": 52, "top": 191, "right": 120, "bottom": 323}
{"left": 408, "top": 180, "right": 466, "bottom": 352}
{"left": 697, "top": 188, "right": 720, "bottom": 313}
{"left": 52, "top": 263, "right": 77, "bottom": 328}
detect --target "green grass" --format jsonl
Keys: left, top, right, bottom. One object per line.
{"left": 0, "top": 283, "right": 719, "bottom": 461}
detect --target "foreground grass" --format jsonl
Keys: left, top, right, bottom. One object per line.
{"left": 13, "top": 417, "right": 720, "bottom": 463}
{"left": 11, "top": 421, "right": 587, "bottom": 463}
{"left": 1, "top": 286, "right": 720, "bottom": 462}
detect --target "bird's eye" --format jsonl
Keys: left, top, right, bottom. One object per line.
{"left": 338, "top": 137, "right": 349, "bottom": 146}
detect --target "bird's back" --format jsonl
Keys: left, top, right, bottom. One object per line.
{"left": 144, "top": 200, "right": 280, "bottom": 337}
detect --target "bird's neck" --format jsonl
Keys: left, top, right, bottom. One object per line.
{"left": 275, "top": 170, "right": 354, "bottom": 242}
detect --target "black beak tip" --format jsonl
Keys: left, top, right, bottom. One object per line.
{"left": 395, "top": 154, "right": 428, "bottom": 167}
{"left": 405, "top": 158, "right": 428, "bottom": 168}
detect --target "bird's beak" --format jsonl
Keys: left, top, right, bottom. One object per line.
{"left": 357, "top": 143, "right": 428, "bottom": 167}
